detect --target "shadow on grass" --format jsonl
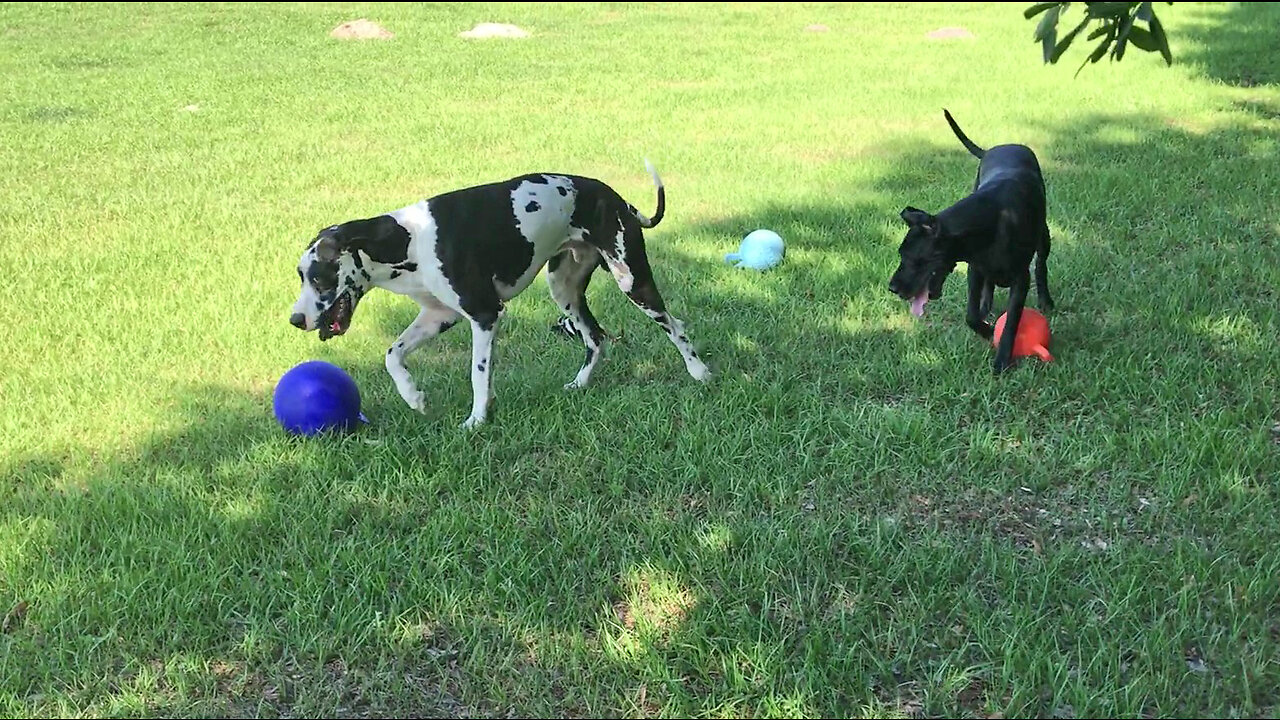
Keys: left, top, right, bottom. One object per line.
{"left": 5, "top": 106, "right": 1280, "bottom": 719}
{"left": 1181, "top": 1, "right": 1280, "bottom": 88}
{"left": 571, "top": 109, "right": 1280, "bottom": 716}
{"left": 1, "top": 383, "right": 525, "bottom": 717}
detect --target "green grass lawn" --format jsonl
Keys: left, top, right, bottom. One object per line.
{"left": 3, "top": 1, "right": 1279, "bottom": 717}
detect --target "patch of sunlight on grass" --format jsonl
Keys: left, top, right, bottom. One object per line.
{"left": 218, "top": 493, "right": 265, "bottom": 523}
{"left": 0, "top": 516, "right": 56, "bottom": 568}
{"left": 832, "top": 311, "right": 918, "bottom": 335}
{"left": 1192, "top": 313, "right": 1264, "bottom": 352}
{"left": 697, "top": 521, "right": 733, "bottom": 552}
{"left": 602, "top": 563, "right": 696, "bottom": 662}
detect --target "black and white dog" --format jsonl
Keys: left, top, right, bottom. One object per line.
{"left": 288, "top": 162, "right": 710, "bottom": 428}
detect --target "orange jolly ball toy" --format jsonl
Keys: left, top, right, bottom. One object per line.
{"left": 992, "top": 308, "right": 1053, "bottom": 362}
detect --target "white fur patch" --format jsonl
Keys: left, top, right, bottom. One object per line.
{"left": 498, "top": 177, "right": 577, "bottom": 299}
{"left": 605, "top": 224, "right": 634, "bottom": 292}
{"left": 389, "top": 202, "right": 467, "bottom": 312}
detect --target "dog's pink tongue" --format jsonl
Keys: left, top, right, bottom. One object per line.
{"left": 909, "top": 291, "right": 929, "bottom": 318}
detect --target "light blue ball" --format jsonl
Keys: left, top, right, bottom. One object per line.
{"left": 725, "top": 229, "right": 785, "bottom": 270}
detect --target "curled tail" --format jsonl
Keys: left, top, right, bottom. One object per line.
{"left": 628, "top": 158, "right": 665, "bottom": 228}
{"left": 943, "top": 109, "right": 985, "bottom": 159}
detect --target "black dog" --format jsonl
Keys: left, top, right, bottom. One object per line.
{"left": 888, "top": 109, "right": 1055, "bottom": 373}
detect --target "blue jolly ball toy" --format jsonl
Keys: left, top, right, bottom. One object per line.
{"left": 725, "top": 228, "right": 785, "bottom": 271}
{"left": 273, "top": 360, "right": 368, "bottom": 436}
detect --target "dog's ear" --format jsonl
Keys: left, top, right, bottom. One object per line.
{"left": 900, "top": 207, "right": 938, "bottom": 232}
{"left": 314, "top": 231, "right": 346, "bottom": 263}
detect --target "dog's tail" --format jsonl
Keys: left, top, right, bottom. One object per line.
{"left": 943, "top": 109, "right": 985, "bottom": 159}
{"left": 628, "top": 158, "right": 665, "bottom": 228}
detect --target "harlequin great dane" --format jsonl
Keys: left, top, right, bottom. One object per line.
{"left": 288, "top": 162, "right": 710, "bottom": 428}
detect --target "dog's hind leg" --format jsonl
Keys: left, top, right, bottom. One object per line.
{"left": 1035, "top": 225, "right": 1055, "bottom": 312}
{"left": 600, "top": 222, "right": 710, "bottom": 382}
{"left": 547, "top": 249, "right": 609, "bottom": 389}
{"left": 385, "top": 300, "right": 461, "bottom": 412}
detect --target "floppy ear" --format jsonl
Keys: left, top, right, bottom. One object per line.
{"left": 900, "top": 206, "right": 937, "bottom": 231}
{"left": 315, "top": 233, "right": 343, "bottom": 263}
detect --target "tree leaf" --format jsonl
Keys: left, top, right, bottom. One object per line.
{"left": 1113, "top": 8, "right": 1136, "bottom": 61}
{"left": 1024, "top": 2, "right": 1062, "bottom": 20}
{"left": 1087, "top": 24, "right": 1110, "bottom": 40}
{"left": 1086, "top": 2, "right": 1135, "bottom": 18}
{"left": 1126, "top": 25, "right": 1158, "bottom": 51}
{"left": 1089, "top": 28, "right": 1115, "bottom": 63}
{"left": 1135, "top": 1, "right": 1154, "bottom": 22}
{"left": 1035, "top": 5, "right": 1061, "bottom": 41}
{"left": 1042, "top": 31, "right": 1058, "bottom": 63}
{"left": 1076, "top": 22, "right": 1115, "bottom": 77}
{"left": 1051, "top": 16, "right": 1092, "bottom": 63}
{"left": 1150, "top": 13, "right": 1173, "bottom": 65}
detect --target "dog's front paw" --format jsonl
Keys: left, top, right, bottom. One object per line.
{"left": 401, "top": 389, "right": 427, "bottom": 414}
{"left": 992, "top": 357, "right": 1015, "bottom": 375}
{"left": 564, "top": 379, "right": 586, "bottom": 390}
{"left": 687, "top": 358, "right": 712, "bottom": 382}
{"left": 460, "top": 413, "right": 486, "bottom": 430}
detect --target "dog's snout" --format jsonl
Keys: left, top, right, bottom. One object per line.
{"left": 888, "top": 278, "right": 900, "bottom": 295}
{"left": 289, "top": 312, "right": 306, "bottom": 329}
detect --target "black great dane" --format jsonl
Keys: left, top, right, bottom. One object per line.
{"left": 888, "top": 109, "right": 1055, "bottom": 373}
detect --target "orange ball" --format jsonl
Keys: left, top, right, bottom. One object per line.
{"left": 992, "top": 308, "right": 1053, "bottom": 362}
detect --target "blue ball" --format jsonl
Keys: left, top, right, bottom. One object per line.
{"left": 725, "top": 228, "right": 785, "bottom": 271}
{"left": 272, "top": 360, "right": 366, "bottom": 436}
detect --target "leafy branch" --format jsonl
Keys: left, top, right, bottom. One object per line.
{"left": 1026, "top": 1, "right": 1174, "bottom": 74}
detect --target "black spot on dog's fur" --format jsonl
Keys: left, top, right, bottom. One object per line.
{"left": 360, "top": 269, "right": 371, "bottom": 281}
{"left": 307, "top": 261, "right": 339, "bottom": 292}
{"left": 392, "top": 262, "right": 417, "bottom": 272}
{"left": 352, "top": 216, "right": 411, "bottom": 264}
{"left": 390, "top": 270, "right": 401, "bottom": 279}
{"left": 557, "top": 186, "right": 568, "bottom": 196}
{"left": 525, "top": 201, "right": 540, "bottom": 213}
{"left": 526, "top": 175, "right": 549, "bottom": 184}
{"left": 471, "top": 310, "right": 500, "bottom": 332}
